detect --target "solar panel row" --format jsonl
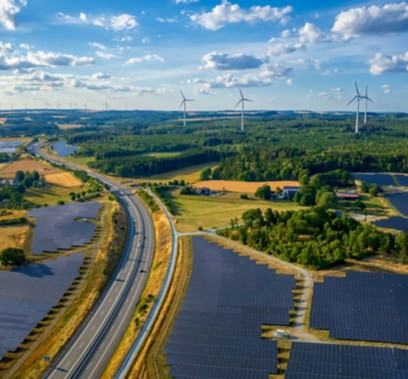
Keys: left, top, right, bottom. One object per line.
{"left": 0, "top": 253, "right": 84, "bottom": 360}
{"left": 164, "top": 236, "right": 295, "bottom": 378}
{"left": 285, "top": 342, "right": 408, "bottom": 379}
{"left": 310, "top": 271, "right": 408, "bottom": 344}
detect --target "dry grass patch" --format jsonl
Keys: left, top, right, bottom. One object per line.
{"left": 57, "top": 124, "right": 84, "bottom": 130}
{"left": 193, "top": 180, "right": 300, "bottom": 193}
{"left": 101, "top": 197, "right": 172, "bottom": 379}
{"left": 0, "top": 157, "right": 60, "bottom": 178}
{"left": 0, "top": 225, "right": 30, "bottom": 252}
{"left": 44, "top": 172, "right": 82, "bottom": 188}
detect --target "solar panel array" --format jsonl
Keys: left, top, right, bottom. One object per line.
{"left": 386, "top": 192, "right": 408, "bottom": 217}
{"left": 396, "top": 175, "right": 408, "bottom": 187}
{"left": 164, "top": 236, "right": 295, "bottom": 378}
{"left": 311, "top": 271, "right": 408, "bottom": 344}
{"left": 374, "top": 216, "right": 408, "bottom": 233}
{"left": 0, "top": 253, "right": 84, "bottom": 360}
{"left": 285, "top": 342, "right": 408, "bottom": 379}
{"left": 352, "top": 173, "right": 395, "bottom": 186}
{"left": 28, "top": 201, "right": 101, "bottom": 254}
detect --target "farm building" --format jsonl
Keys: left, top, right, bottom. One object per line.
{"left": 335, "top": 192, "right": 360, "bottom": 200}
{"left": 283, "top": 186, "right": 300, "bottom": 198}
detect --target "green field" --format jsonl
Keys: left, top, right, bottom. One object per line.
{"left": 161, "top": 189, "right": 304, "bottom": 232}
{"left": 143, "top": 152, "right": 181, "bottom": 158}
{"left": 24, "top": 183, "right": 81, "bottom": 206}
{"left": 64, "top": 156, "right": 95, "bottom": 166}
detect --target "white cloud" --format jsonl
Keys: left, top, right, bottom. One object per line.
{"left": 191, "top": 1, "right": 292, "bottom": 30}
{"left": 200, "top": 51, "right": 267, "bottom": 70}
{"left": 176, "top": 0, "right": 199, "bottom": 4}
{"left": 89, "top": 42, "right": 107, "bottom": 50}
{"left": 369, "top": 51, "right": 408, "bottom": 74}
{"left": 96, "top": 51, "right": 117, "bottom": 60}
{"left": 381, "top": 84, "right": 392, "bottom": 94}
{"left": 281, "top": 29, "right": 291, "bottom": 38}
{"left": 0, "top": 49, "right": 94, "bottom": 70}
{"left": 0, "top": 0, "right": 27, "bottom": 30}
{"left": 125, "top": 54, "right": 165, "bottom": 65}
{"left": 268, "top": 40, "right": 304, "bottom": 56}
{"left": 59, "top": 12, "right": 138, "bottom": 31}
{"left": 298, "top": 22, "right": 326, "bottom": 44}
{"left": 332, "top": 2, "right": 408, "bottom": 39}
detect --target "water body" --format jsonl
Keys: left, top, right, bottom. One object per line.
{"left": 53, "top": 140, "right": 78, "bottom": 157}
{"left": 0, "top": 141, "right": 23, "bottom": 153}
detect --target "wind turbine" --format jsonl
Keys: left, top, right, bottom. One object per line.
{"left": 363, "top": 85, "right": 373, "bottom": 126}
{"left": 235, "top": 88, "right": 253, "bottom": 131}
{"left": 347, "top": 82, "right": 365, "bottom": 134}
{"left": 179, "top": 91, "right": 194, "bottom": 127}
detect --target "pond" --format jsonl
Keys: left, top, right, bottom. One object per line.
{"left": 52, "top": 140, "right": 78, "bottom": 157}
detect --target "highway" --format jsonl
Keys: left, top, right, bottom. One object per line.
{"left": 28, "top": 143, "right": 155, "bottom": 379}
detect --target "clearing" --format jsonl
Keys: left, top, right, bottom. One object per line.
{"left": 193, "top": 180, "right": 300, "bottom": 193}
{"left": 161, "top": 189, "right": 304, "bottom": 232}
{"left": 57, "top": 124, "right": 84, "bottom": 130}
{"left": 44, "top": 172, "right": 82, "bottom": 188}
{"left": 0, "top": 157, "right": 60, "bottom": 178}
{"left": 0, "top": 225, "right": 29, "bottom": 251}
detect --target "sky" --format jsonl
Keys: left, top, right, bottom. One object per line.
{"left": 0, "top": 0, "right": 407, "bottom": 112}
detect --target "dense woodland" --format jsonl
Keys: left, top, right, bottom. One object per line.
{"left": 219, "top": 207, "right": 407, "bottom": 269}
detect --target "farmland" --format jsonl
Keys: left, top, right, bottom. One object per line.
{"left": 159, "top": 189, "right": 304, "bottom": 232}
{"left": 193, "top": 180, "right": 300, "bottom": 193}
{"left": 0, "top": 156, "right": 60, "bottom": 178}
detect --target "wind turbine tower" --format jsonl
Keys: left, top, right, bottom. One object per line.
{"left": 235, "top": 88, "right": 253, "bottom": 131}
{"left": 347, "top": 82, "right": 366, "bottom": 134}
{"left": 364, "top": 85, "right": 373, "bottom": 126}
{"left": 179, "top": 91, "right": 194, "bottom": 127}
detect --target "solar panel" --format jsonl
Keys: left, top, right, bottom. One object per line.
{"left": 396, "top": 175, "right": 408, "bottom": 187}
{"left": 385, "top": 192, "right": 408, "bottom": 217}
{"left": 286, "top": 342, "right": 408, "bottom": 379}
{"left": 28, "top": 202, "right": 101, "bottom": 254}
{"left": 352, "top": 173, "right": 395, "bottom": 186}
{"left": 310, "top": 271, "right": 408, "bottom": 344}
{"left": 164, "top": 236, "right": 295, "bottom": 378}
{"left": 0, "top": 253, "right": 84, "bottom": 360}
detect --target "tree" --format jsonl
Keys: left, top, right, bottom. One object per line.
{"left": 14, "top": 170, "right": 25, "bottom": 182}
{"left": 0, "top": 247, "right": 26, "bottom": 266}
{"left": 255, "top": 184, "right": 272, "bottom": 200}
{"left": 395, "top": 233, "right": 408, "bottom": 263}
{"left": 369, "top": 184, "right": 380, "bottom": 197}
{"left": 360, "top": 181, "right": 369, "bottom": 193}
{"left": 316, "top": 190, "right": 335, "bottom": 209}
{"left": 199, "top": 167, "right": 212, "bottom": 181}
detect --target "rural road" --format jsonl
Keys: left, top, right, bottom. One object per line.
{"left": 28, "top": 143, "right": 155, "bottom": 379}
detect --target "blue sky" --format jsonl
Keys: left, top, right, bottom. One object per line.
{"left": 0, "top": 0, "right": 407, "bottom": 111}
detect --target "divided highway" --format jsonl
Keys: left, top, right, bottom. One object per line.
{"left": 28, "top": 143, "right": 155, "bottom": 379}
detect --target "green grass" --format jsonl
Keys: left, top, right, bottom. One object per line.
{"left": 64, "top": 156, "right": 95, "bottom": 166}
{"left": 143, "top": 152, "right": 181, "bottom": 158}
{"left": 161, "top": 189, "right": 305, "bottom": 232}
{"left": 134, "top": 161, "right": 219, "bottom": 184}
{"left": 24, "top": 183, "right": 81, "bottom": 206}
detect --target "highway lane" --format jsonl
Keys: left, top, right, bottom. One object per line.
{"left": 28, "top": 143, "right": 155, "bottom": 378}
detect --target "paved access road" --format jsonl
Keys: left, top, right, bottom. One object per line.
{"left": 28, "top": 143, "right": 155, "bottom": 379}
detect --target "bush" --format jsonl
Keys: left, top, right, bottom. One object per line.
{"left": 0, "top": 247, "right": 26, "bottom": 266}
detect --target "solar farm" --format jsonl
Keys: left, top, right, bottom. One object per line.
{"left": 352, "top": 173, "right": 395, "bottom": 186}
{"left": 374, "top": 216, "right": 408, "bottom": 233}
{"left": 0, "top": 253, "right": 84, "bottom": 360}
{"left": 285, "top": 342, "right": 408, "bottom": 378}
{"left": 396, "top": 175, "right": 408, "bottom": 187}
{"left": 386, "top": 192, "right": 408, "bottom": 217}
{"left": 28, "top": 201, "right": 101, "bottom": 254}
{"left": 164, "top": 236, "right": 296, "bottom": 378}
{"left": 310, "top": 271, "right": 408, "bottom": 344}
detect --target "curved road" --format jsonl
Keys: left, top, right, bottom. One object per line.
{"left": 28, "top": 143, "right": 155, "bottom": 379}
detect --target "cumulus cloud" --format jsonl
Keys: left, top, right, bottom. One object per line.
{"left": 332, "top": 2, "right": 408, "bottom": 39}
{"left": 191, "top": 1, "right": 292, "bottom": 30}
{"left": 268, "top": 40, "right": 304, "bottom": 56}
{"left": 200, "top": 51, "right": 267, "bottom": 70}
{"left": 298, "top": 22, "right": 326, "bottom": 44}
{"left": 191, "top": 64, "right": 292, "bottom": 89}
{"left": 96, "top": 51, "right": 117, "bottom": 60}
{"left": 0, "top": 50, "right": 94, "bottom": 70}
{"left": 175, "top": 0, "right": 199, "bottom": 4}
{"left": 382, "top": 84, "right": 392, "bottom": 94}
{"left": 369, "top": 51, "right": 408, "bottom": 74}
{"left": 59, "top": 12, "right": 138, "bottom": 31}
{"left": 0, "top": 0, "right": 27, "bottom": 30}
{"left": 125, "top": 54, "right": 165, "bottom": 65}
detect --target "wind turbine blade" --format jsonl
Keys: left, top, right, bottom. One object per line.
{"left": 355, "top": 82, "right": 360, "bottom": 96}
{"left": 180, "top": 91, "right": 186, "bottom": 100}
{"left": 235, "top": 99, "right": 243, "bottom": 108}
{"left": 179, "top": 100, "right": 185, "bottom": 109}
{"left": 347, "top": 96, "right": 357, "bottom": 106}
{"left": 239, "top": 88, "right": 244, "bottom": 99}
{"left": 244, "top": 98, "right": 253, "bottom": 102}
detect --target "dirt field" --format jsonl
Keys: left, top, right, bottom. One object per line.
{"left": 193, "top": 180, "right": 300, "bottom": 193}
{"left": 44, "top": 172, "right": 82, "bottom": 188}
{"left": 57, "top": 124, "right": 84, "bottom": 130}
{"left": 0, "top": 225, "right": 29, "bottom": 251}
{"left": 0, "top": 157, "right": 60, "bottom": 178}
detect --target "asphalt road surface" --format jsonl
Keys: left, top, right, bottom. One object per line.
{"left": 29, "top": 143, "right": 155, "bottom": 379}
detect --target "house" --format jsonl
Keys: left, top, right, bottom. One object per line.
{"left": 283, "top": 186, "right": 300, "bottom": 198}
{"left": 335, "top": 191, "right": 360, "bottom": 200}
